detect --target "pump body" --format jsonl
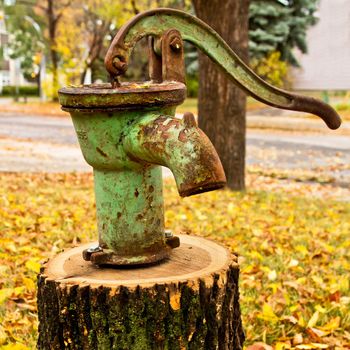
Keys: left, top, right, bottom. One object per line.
{"left": 59, "top": 82, "right": 225, "bottom": 265}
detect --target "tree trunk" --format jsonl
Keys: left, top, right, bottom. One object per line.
{"left": 192, "top": 0, "right": 250, "bottom": 191}
{"left": 80, "top": 66, "right": 88, "bottom": 85}
{"left": 37, "top": 234, "right": 244, "bottom": 349}
{"left": 47, "top": 0, "right": 59, "bottom": 101}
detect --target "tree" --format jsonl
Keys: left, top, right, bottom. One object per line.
{"left": 249, "top": 0, "right": 319, "bottom": 66}
{"left": 56, "top": 0, "right": 191, "bottom": 86}
{"left": 3, "top": 2, "right": 44, "bottom": 86}
{"left": 55, "top": 0, "right": 120, "bottom": 85}
{"left": 192, "top": 0, "right": 250, "bottom": 191}
{"left": 8, "top": 0, "right": 73, "bottom": 100}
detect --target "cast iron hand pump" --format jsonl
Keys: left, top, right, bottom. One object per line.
{"left": 59, "top": 8, "right": 341, "bottom": 266}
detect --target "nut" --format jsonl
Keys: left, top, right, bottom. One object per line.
{"left": 170, "top": 37, "right": 182, "bottom": 52}
{"left": 112, "top": 56, "right": 128, "bottom": 73}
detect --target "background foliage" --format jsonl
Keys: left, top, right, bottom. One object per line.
{"left": 249, "top": 0, "right": 319, "bottom": 86}
{"left": 1, "top": 0, "right": 320, "bottom": 98}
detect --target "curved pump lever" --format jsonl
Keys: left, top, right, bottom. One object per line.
{"left": 105, "top": 8, "right": 341, "bottom": 130}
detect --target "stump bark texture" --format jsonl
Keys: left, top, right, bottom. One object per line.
{"left": 37, "top": 234, "right": 244, "bottom": 350}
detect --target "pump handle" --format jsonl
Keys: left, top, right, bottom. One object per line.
{"left": 105, "top": 8, "right": 341, "bottom": 130}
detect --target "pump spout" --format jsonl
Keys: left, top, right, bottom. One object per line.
{"left": 124, "top": 112, "right": 226, "bottom": 197}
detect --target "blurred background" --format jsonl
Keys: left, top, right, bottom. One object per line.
{"left": 0, "top": 1, "right": 350, "bottom": 349}
{"left": 0, "top": 0, "right": 349, "bottom": 106}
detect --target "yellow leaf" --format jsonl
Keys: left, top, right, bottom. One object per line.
{"left": 0, "top": 344, "right": 30, "bottom": 350}
{"left": 310, "top": 344, "right": 329, "bottom": 349}
{"left": 25, "top": 259, "right": 41, "bottom": 274}
{"left": 295, "top": 244, "right": 308, "bottom": 255}
{"left": 307, "top": 311, "right": 319, "bottom": 328}
{"left": 267, "top": 282, "right": 279, "bottom": 294}
{"left": 259, "top": 303, "right": 278, "bottom": 322}
{"left": 169, "top": 292, "right": 181, "bottom": 311}
{"left": 23, "top": 277, "right": 36, "bottom": 291}
{"left": 0, "top": 326, "right": 6, "bottom": 345}
{"left": 0, "top": 288, "right": 12, "bottom": 305}
{"left": 297, "top": 312, "right": 306, "bottom": 327}
{"left": 315, "top": 305, "right": 327, "bottom": 313}
{"left": 276, "top": 342, "right": 291, "bottom": 350}
{"left": 14, "top": 286, "right": 25, "bottom": 296}
{"left": 319, "top": 317, "right": 340, "bottom": 332}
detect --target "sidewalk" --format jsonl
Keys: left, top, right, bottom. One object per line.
{"left": 0, "top": 99, "right": 349, "bottom": 134}
{"left": 247, "top": 110, "right": 350, "bottom": 134}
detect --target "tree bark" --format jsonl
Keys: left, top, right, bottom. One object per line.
{"left": 37, "top": 235, "right": 245, "bottom": 350}
{"left": 47, "top": 0, "right": 59, "bottom": 101}
{"left": 192, "top": 0, "right": 250, "bottom": 191}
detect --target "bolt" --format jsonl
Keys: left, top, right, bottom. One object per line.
{"left": 112, "top": 56, "right": 128, "bottom": 73}
{"left": 170, "top": 37, "right": 182, "bottom": 52}
{"left": 165, "top": 230, "right": 173, "bottom": 238}
{"left": 82, "top": 244, "right": 103, "bottom": 261}
{"left": 165, "top": 235, "right": 180, "bottom": 249}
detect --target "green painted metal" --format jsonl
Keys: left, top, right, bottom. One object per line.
{"left": 59, "top": 83, "right": 225, "bottom": 265}
{"left": 105, "top": 8, "right": 341, "bottom": 130}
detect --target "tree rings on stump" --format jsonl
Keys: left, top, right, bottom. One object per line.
{"left": 37, "top": 234, "right": 244, "bottom": 350}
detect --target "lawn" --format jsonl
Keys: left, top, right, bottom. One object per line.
{"left": 0, "top": 172, "right": 349, "bottom": 349}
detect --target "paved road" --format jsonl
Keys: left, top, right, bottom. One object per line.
{"left": 0, "top": 113, "right": 349, "bottom": 183}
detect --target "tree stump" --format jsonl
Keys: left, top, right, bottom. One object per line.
{"left": 37, "top": 234, "right": 244, "bottom": 350}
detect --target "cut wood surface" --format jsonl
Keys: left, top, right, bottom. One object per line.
{"left": 38, "top": 234, "right": 244, "bottom": 350}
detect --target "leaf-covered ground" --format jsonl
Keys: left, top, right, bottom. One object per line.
{"left": 0, "top": 172, "right": 349, "bottom": 349}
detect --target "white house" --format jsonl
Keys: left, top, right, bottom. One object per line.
{"left": 292, "top": 0, "right": 350, "bottom": 90}
{"left": 0, "top": 10, "right": 10, "bottom": 90}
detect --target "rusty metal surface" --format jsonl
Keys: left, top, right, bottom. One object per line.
{"left": 148, "top": 37, "right": 163, "bottom": 83}
{"left": 161, "top": 29, "right": 186, "bottom": 83}
{"left": 148, "top": 29, "right": 185, "bottom": 84}
{"left": 124, "top": 112, "right": 226, "bottom": 197}
{"left": 82, "top": 234, "right": 180, "bottom": 265}
{"left": 104, "top": 8, "right": 341, "bottom": 130}
{"left": 59, "top": 81, "right": 186, "bottom": 110}
{"left": 87, "top": 246, "right": 172, "bottom": 266}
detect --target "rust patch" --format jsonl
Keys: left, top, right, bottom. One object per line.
{"left": 141, "top": 115, "right": 180, "bottom": 142}
{"left": 142, "top": 141, "right": 165, "bottom": 155}
{"left": 178, "top": 129, "right": 188, "bottom": 143}
{"left": 59, "top": 82, "right": 186, "bottom": 110}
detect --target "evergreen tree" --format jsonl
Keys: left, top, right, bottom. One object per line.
{"left": 249, "top": 0, "right": 319, "bottom": 66}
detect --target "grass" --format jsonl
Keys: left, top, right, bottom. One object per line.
{"left": 0, "top": 172, "right": 349, "bottom": 349}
